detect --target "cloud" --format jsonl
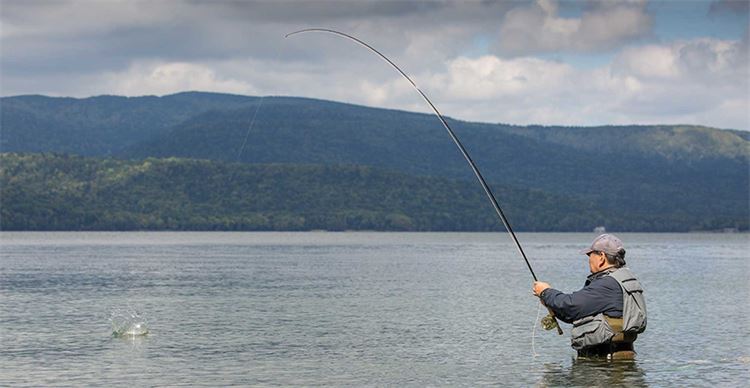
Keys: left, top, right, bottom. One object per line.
{"left": 613, "top": 37, "right": 747, "bottom": 84}
{"left": 400, "top": 35, "right": 748, "bottom": 129}
{"left": 495, "top": 0, "right": 653, "bottom": 55}
{"left": 606, "top": 37, "right": 749, "bottom": 125}
{"left": 419, "top": 56, "right": 606, "bottom": 125}
{"left": 429, "top": 55, "right": 573, "bottom": 100}
{"left": 611, "top": 45, "right": 679, "bottom": 79}
{"left": 0, "top": 0, "right": 507, "bottom": 69}
{"left": 709, "top": 0, "right": 750, "bottom": 15}
{"left": 0, "top": 0, "right": 747, "bottom": 130}
{"left": 103, "top": 62, "right": 256, "bottom": 96}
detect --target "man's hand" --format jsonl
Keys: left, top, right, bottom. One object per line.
{"left": 533, "top": 281, "right": 551, "bottom": 297}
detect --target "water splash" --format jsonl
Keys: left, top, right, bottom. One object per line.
{"left": 110, "top": 307, "right": 149, "bottom": 337}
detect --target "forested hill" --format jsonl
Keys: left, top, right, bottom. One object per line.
{"left": 122, "top": 98, "right": 748, "bottom": 219}
{"left": 2, "top": 153, "right": 743, "bottom": 231}
{"left": 2, "top": 153, "right": 611, "bottom": 231}
{"left": 1, "top": 92, "right": 748, "bottom": 232}
{"left": 0, "top": 92, "right": 257, "bottom": 155}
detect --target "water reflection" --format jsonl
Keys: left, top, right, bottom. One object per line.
{"left": 536, "top": 358, "right": 647, "bottom": 387}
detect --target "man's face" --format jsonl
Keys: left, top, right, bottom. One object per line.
{"left": 587, "top": 251, "right": 604, "bottom": 273}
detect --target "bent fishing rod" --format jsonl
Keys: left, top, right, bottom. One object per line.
{"left": 285, "top": 28, "right": 562, "bottom": 334}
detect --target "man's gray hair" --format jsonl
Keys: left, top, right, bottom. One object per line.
{"left": 604, "top": 248, "right": 627, "bottom": 267}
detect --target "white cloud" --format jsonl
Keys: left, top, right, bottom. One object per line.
{"left": 358, "top": 79, "right": 393, "bottom": 106}
{"left": 73, "top": 35, "right": 746, "bottom": 131}
{"left": 603, "top": 37, "right": 749, "bottom": 126}
{"left": 422, "top": 55, "right": 595, "bottom": 125}
{"left": 103, "top": 62, "right": 256, "bottom": 96}
{"left": 430, "top": 55, "right": 573, "bottom": 99}
{"left": 614, "top": 38, "right": 747, "bottom": 89}
{"left": 495, "top": 0, "right": 652, "bottom": 55}
{"left": 611, "top": 45, "right": 678, "bottom": 79}
{"left": 614, "top": 38, "right": 747, "bottom": 81}
{"left": 403, "top": 36, "right": 749, "bottom": 129}
{"left": 1, "top": 1, "right": 747, "bottom": 130}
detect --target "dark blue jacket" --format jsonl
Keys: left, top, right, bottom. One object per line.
{"left": 539, "top": 268, "right": 623, "bottom": 324}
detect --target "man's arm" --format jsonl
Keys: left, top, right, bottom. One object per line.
{"left": 535, "top": 277, "right": 622, "bottom": 323}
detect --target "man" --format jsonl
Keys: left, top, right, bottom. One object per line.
{"left": 532, "top": 234, "right": 647, "bottom": 359}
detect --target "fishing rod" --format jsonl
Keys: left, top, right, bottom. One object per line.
{"left": 285, "top": 28, "right": 562, "bottom": 335}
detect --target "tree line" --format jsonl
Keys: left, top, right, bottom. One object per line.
{"left": 1, "top": 153, "right": 745, "bottom": 232}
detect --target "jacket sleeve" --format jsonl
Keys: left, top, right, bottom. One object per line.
{"left": 539, "top": 277, "right": 622, "bottom": 323}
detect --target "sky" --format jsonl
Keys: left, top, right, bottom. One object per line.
{"left": 1, "top": 0, "right": 748, "bottom": 130}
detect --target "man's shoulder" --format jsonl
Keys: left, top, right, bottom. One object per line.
{"left": 610, "top": 267, "right": 639, "bottom": 281}
{"left": 589, "top": 273, "right": 622, "bottom": 291}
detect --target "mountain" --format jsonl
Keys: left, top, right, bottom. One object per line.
{"left": 0, "top": 92, "right": 258, "bottom": 155}
{"left": 121, "top": 96, "right": 749, "bottom": 229}
{"left": 1, "top": 92, "right": 747, "bottom": 231}
{"left": 1, "top": 153, "right": 611, "bottom": 231}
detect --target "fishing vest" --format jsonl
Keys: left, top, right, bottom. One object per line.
{"left": 570, "top": 267, "right": 647, "bottom": 351}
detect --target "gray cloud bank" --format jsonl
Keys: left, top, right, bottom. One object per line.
{"left": 1, "top": 0, "right": 748, "bottom": 130}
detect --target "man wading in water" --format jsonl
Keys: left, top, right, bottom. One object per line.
{"left": 533, "top": 234, "right": 647, "bottom": 360}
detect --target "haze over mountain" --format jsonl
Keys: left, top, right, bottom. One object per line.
{"left": 1, "top": 92, "right": 747, "bottom": 231}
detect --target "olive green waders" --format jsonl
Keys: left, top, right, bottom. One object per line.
{"left": 576, "top": 317, "right": 637, "bottom": 360}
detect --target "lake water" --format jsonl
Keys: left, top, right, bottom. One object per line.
{"left": 1, "top": 232, "right": 748, "bottom": 386}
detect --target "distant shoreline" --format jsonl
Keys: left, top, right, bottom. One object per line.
{"left": 2, "top": 230, "right": 747, "bottom": 234}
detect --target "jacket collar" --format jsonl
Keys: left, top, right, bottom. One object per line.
{"left": 585, "top": 266, "right": 619, "bottom": 284}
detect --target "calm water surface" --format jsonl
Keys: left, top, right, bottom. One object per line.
{"left": 1, "top": 232, "right": 748, "bottom": 386}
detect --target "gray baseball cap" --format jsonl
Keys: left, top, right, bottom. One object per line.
{"left": 581, "top": 234, "right": 624, "bottom": 256}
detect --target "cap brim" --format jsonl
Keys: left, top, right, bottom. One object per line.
{"left": 580, "top": 248, "right": 594, "bottom": 255}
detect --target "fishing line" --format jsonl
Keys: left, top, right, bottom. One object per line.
{"left": 531, "top": 301, "right": 542, "bottom": 358}
{"left": 236, "top": 96, "right": 265, "bottom": 161}
{"left": 236, "top": 40, "right": 286, "bottom": 162}
{"left": 285, "top": 28, "right": 562, "bottom": 334}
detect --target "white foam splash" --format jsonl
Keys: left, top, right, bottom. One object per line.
{"left": 110, "top": 307, "right": 149, "bottom": 337}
